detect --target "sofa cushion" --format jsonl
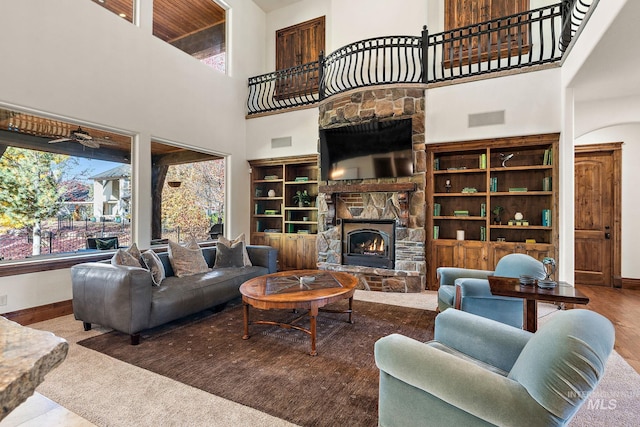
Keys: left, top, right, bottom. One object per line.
{"left": 214, "top": 241, "right": 244, "bottom": 268}
{"left": 141, "top": 249, "right": 166, "bottom": 286}
{"left": 218, "top": 233, "right": 252, "bottom": 266}
{"left": 111, "top": 243, "right": 143, "bottom": 267}
{"left": 168, "top": 237, "right": 211, "bottom": 278}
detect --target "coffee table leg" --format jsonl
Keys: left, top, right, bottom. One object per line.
{"left": 242, "top": 301, "right": 250, "bottom": 340}
{"left": 309, "top": 305, "right": 318, "bottom": 356}
{"left": 348, "top": 296, "right": 354, "bottom": 324}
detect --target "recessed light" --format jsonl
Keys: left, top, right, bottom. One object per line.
{"left": 119, "top": 13, "right": 127, "bottom": 18}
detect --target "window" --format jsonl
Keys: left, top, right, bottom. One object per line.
{"left": 0, "top": 108, "right": 133, "bottom": 261}
{"left": 151, "top": 141, "right": 225, "bottom": 244}
{"left": 153, "top": 0, "right": 227, "bottom": 73}
{"left": 92, "top": 0, "right": 135, "bottom": 23}
{"left": 444, "top": 0, "right": 530, "bottom": 66}
{"left": 275, "top": 16, "right": 325, "bottom": 98}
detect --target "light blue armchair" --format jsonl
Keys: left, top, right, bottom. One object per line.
{"left": 437, "top": 253, "right": 546, "bottom": 328}
{"left": 375, "top": 308, "right": 615, "bottom": 427}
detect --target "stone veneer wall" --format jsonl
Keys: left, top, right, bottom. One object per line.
{"left": 316, "top": 84, "right": 427, "bottom": 292}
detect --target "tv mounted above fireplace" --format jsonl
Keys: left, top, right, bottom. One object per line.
{"left": 320, "top": 118, "right": 413, "bottom": 181}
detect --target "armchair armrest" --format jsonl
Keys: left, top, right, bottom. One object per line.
{"left": 71, "top": 263, "right": 153, "bottom": 335}
{"left": 375, "top": 334, "right": 553, "bottom": 426}
{"left": 434, "top": 309, "right": 532, "bottom": 372}
{"left": 437, "top": 267, "right": 494, "bottom": 287}
{"left": 455, "top": 278, "right": 493, "bottom": 297}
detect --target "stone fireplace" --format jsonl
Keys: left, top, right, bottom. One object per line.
{"left": 316, "top": 84, "right": 427, "bottom": 292}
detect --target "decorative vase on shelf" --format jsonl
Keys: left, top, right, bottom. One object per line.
{"left": 267, "top": 189, "right": 276, "bottom": 197}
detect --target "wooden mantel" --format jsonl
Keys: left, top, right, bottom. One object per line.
{"left": 318, "top": 182, "right": 416, "bottom": 195}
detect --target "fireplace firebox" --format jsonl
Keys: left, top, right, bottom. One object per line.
{"left": 342, "top": 219, "right": 395, "bottom": 269}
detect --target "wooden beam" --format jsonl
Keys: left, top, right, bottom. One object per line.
{"left": 153, "top": 150, "right": 221, "bottom": 166}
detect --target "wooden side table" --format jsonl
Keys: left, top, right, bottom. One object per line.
{"left": 488, "top": 276, "right": 590, "bottom": 332}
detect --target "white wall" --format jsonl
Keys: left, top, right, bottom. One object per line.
{"left": 245, "top": 108, "right": 319, "bottom": 159}
{"left": 425, "top": 68, "right": 562, "bottom": 143}
{"left": 330, "top": 0, "right": 428, "bottom": 51}
{"left": 0, "top": 0, "right": 267, "bottom": 312}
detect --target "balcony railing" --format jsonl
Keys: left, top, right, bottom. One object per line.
{"left": 247, "top": 1, "right": 595, "bottom": 115}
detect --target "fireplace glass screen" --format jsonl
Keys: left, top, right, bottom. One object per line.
{"left": 342, "top": 220, "right": 395, "bottom": 269}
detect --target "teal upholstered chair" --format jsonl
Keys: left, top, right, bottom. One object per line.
{"left": 437, "top": 253, "right": 546, "bottom": 328}
{"left": 375, "top": 308, "right": 615, "bottom": 427}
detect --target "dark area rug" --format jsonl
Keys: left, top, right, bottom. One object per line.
{"left": 78, "top": 300, "right": 435, "bottom": 427}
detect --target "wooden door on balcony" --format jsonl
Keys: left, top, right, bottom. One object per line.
{"left": 445, "top": 0, "right": 529, "bottom": 66}
{"left": 275, "top": 16, "right": 325, "bottom": 99}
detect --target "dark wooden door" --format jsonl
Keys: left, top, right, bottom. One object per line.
{"left": 444, "top": 0, "right": 529, "bottom": 65}
{"left": 275, "top": 16, "right": 325, "bottom": 98}
{"left": 574, "top": 144, "right": 621, "bottom": 286}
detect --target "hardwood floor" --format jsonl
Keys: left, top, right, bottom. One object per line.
{"left": 577, "top": 284, "right": 640, "bottom": 374}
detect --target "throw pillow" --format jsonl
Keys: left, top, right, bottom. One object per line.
{"left": 167, "top": 237, "right": 210, "bottom": 278}
{"left": 111, "top": 243, "right": 143, "bottom": 267}
{"left": 96, "top": 237, "right": 119, "bottom": 250}
{"left": 214, "top": 241, "right": 245, "bottom": 268}
{"left": 141, "top": 250, "right": 166, "bottom": 286}
{"left": 217, "top": 233, "right": 252, "bottom": 266}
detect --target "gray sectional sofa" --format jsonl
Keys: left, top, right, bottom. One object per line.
{"left": 71, "top": 245, "right": 277, "bottom": 344}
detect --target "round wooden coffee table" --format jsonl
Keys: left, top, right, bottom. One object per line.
{"left": 240, "top": 269, "right": 358, "bottom": 356}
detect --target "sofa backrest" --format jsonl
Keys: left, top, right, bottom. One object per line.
{"left": 508, "top": 309, "right": 615, "bottom": 421}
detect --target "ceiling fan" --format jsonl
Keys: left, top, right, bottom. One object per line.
{"left": 49, "top": 127, "right": 105, "bottom": 149}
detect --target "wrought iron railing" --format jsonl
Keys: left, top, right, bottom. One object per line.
{"left": 425, "top": 4, "right": 563, "bottom": 83}
{"left": 560, "top": 0, "right": 596, "bottom": 51}
{"left": 247, "top": 61, "right": 320, "bottom": 115}
{"left": 320, "top": 35, "right": 423, "bottom": 98}
{"left": 247, "top": 1, "right": 595, "bottom": 115}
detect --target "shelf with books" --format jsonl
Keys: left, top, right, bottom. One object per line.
{"left": 249, "top": 155, "right": 319, "bottom": 271}
{"left": 427, "top": 134, "right": 559, "bottom": 287}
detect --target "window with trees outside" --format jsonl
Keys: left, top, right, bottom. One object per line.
{"left": 156, "top": 142, "right": 225, "bottom": 244}
{"left": 0, "top": 109, "right": 225, "bottom": 263}
{"left": 0, "top": 109, "right": 133, "bottom": 261}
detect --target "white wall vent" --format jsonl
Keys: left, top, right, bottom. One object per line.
{"left": 468, "top": 110, "right": 505, "bottom": 127}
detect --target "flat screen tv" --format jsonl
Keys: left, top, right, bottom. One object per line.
{"left": 320, "top": 118, "right": 413, "bottom": 181}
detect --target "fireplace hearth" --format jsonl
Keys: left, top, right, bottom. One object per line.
{"left": 342, "top": 219, "right": 395, "bottom": 269}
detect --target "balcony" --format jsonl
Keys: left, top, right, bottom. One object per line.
{"left": 247, "top": 0, "right": 595, "bottom": 116}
